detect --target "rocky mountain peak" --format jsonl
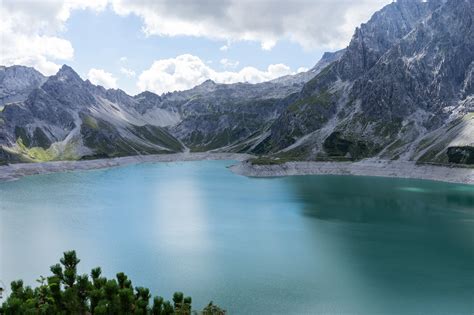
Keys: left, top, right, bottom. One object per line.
{"left": 0, "top": 65, "right": 45, "bottom": 88}
{"left": 135, "top": 90, "right": 160, "bottom": 99}
{"left": 54, "top": 64, "right": 83, "bottom": 84}
{"left": 48, "top": 65, "right": 84, "bottom": 84}
{"left": 197, "top": 79, "right": 217, "bottom": 89}
{"left": 0, "top": 65, "right": 46, "bottom": 105}
{"left": 334, "top": 0, "right": 443, "bottom": 80}
{"left": 354, "top": 0, "right": 474, "bottom": 118}
{"left": 201, "top": 79, "right": 216, "bottom": 85}
{"left": 309, "top": 49, "right": 346, "bottom": 74}
{"left": 37, "top": 65, "right": 96, "bottom": 109}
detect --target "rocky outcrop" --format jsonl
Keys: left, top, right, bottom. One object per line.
{"left": 0, "top": 66, "right": 46, "bottom": 106}
{"left": 270, "top": 48, "right": 345, "bottom": 85}
{"left": 335, "top": 0, "right": 444, "bottom": 81}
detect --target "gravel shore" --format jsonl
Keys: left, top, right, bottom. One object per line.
{"left": 0, "top": 153, "right": 252, "bottom": 182}
{"left": 1, "top": 154, "right": 472, "bottom": 185}
{"left": 229, "top": 159, "right": 474, "bottom": 185}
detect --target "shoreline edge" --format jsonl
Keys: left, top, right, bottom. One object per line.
{"left": 0, "top": 154, "right": 473, "bottom": 185}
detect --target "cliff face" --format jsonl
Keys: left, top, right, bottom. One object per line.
{"left": 0, "top": 65, "right": 46, "bottom": 106}
{"left": 252, "top": 0, "right": 473, "bottom": 165}
{"left": 350, "top": 0, "right": 474, "bottom": 164}
{"left": 335, "top": 0, "right": 444, "bottom": 81}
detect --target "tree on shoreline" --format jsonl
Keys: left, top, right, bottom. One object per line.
{"left": 0, "top": 251, "right": 225, "bottom": 315}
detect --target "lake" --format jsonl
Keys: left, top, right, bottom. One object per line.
{"left": 1, "top": 160, "right": 473, "bottom": 314}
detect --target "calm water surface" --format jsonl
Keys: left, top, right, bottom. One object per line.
{"left": 1, "top": 160, "right": 473, "bottom": 314}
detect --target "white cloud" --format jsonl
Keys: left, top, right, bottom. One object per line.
{"left": 261, "top": 40, "right": 277, "bottom": 51}
{"left": 220, "top": 58, "right": 239, "bottom": 69}
{"left": 0, "top": 32, "right": 74, "bottom": 75}
{"left": 137, "top": 54, "right": 296, "bottom": 95}
{"left": 110, "top": 0, "right": 391, "bottom": 50}
{"left": 297, "top": 67, "right": 309, "bottom": 73}
{"left": 0, "top": 0, "right": 106, "bottom": 75}
{"left": 88, "top": 68, "right": 118, "bottom": 89}
{"left": 1, "top": 0, "right": 394, "bottom": 92}
{"left": 120, "top": 67, "right": 136, "bottom": 77}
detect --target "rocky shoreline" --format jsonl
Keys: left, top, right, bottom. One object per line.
{"left": 0, "top": 153, "right": 253, "bottom": 182}
{"left": 1, "top": 155, "right": 472, "bottom": 185}
{"left": 229, "top": 159, "right": 474, "bottom": 185}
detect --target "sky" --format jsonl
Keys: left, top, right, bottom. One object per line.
{"left": 0, "top": 0, "right": 391, "bottom": 95}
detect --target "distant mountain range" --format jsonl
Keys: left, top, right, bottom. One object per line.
{"left": 1, "top": 0, "right": 472, "bottom": 165}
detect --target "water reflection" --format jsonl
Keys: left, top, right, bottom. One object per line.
{"left": 286, "top": 175, "right": 474, "bottom": 314}
{"left": 288, "top": 175, "right": 474, "bottom": 224}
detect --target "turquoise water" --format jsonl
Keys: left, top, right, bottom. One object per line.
{"left": 1, "top": 160, "right": 473, "bottom": 314}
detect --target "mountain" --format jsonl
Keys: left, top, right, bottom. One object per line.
{"left": 270, "top": 49, "right": 346, "bottom": 86}
{"left": 0, "top": 65, "right": 184, "bottom": 163}
{"left": 247, "top": 0, "right": 473, "bottom": 165}
{"left": 110, "top": 63, "right": 334, "bottom": 153}
{"left": 254, "top": 0, "right": 444, "bottom": 153}
{"left": 1, "top": 0, "right": 472, "bottom": 166}
{"left": 154, "top": 80, "right": 301, "bottom": 152}
{"left": 0, "top": 59, "right": 320, "bottom": 163}
{"left": 134, "top": 51, "right": 345, "bottom": 152}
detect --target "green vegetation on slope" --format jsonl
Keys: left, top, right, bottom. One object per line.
{"left": 249, "top": 156, "right": 291, "bottom": 165}
{"left": 130, "top": 125, "right": 184, "bottom": 153}
{"left": 447, "top": 146, "right": 474, "bottom": 164}
{"left": 14, "top": 138, "right": 57, "bottom": 162}
{"left": 322, "top": 131, "right": 378, "bottom": 161}
{"left": 0, "top": 146, "right": 32, "bottom": 165}
{"left": 0, "top": 251, "right": 225, "bottom": 315}
{"left": 287, "top": 89, "right": 332, "bottom": 113}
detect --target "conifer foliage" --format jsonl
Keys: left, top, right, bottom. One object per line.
{"left": 0, "top": 251, "right": 225, "bottom": 315}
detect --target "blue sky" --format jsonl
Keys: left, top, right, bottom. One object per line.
{"left": 1, "top": 0, "right": 391, "bottom": 95}
{"left": 64, "top": 8, "right": 324, "bottom": 95}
